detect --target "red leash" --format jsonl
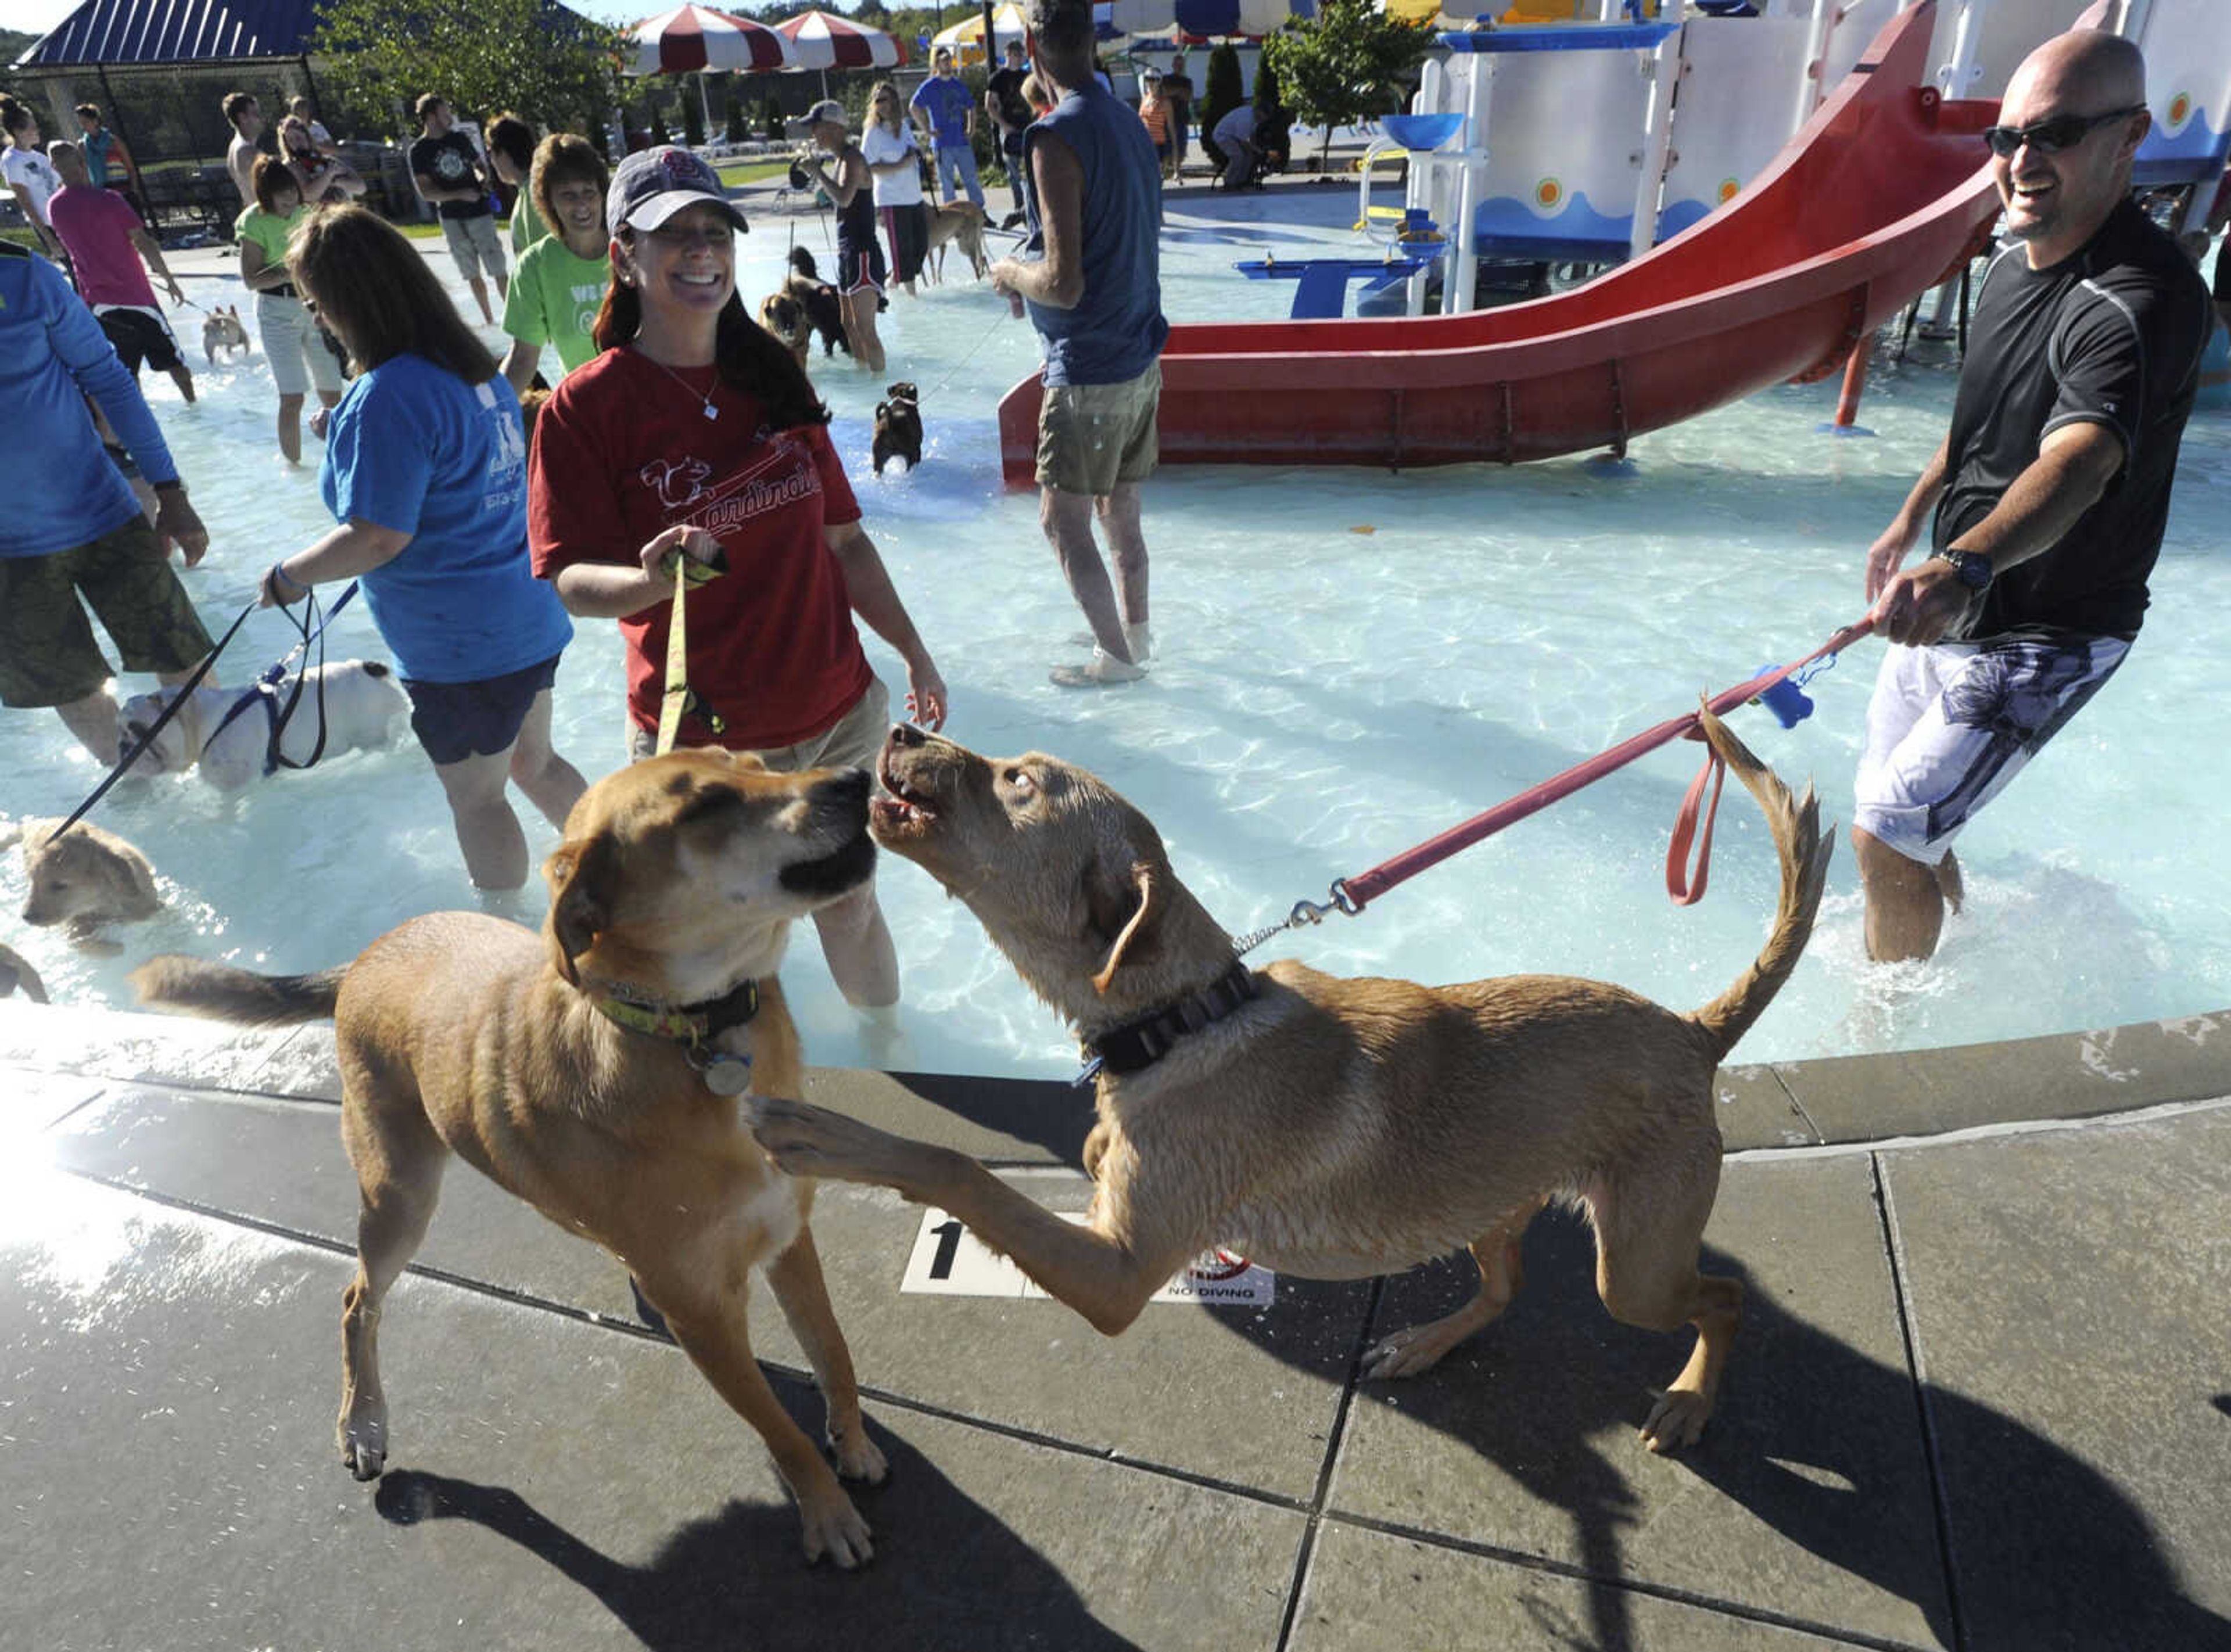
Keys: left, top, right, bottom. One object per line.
{"left": 1333, "top": 616, "right": 1877, "bottom": 915}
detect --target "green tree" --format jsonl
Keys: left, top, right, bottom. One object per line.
{"left": 1197, "top": 42, "right": 1243, "bottom": 170}
{"left": 1253, "top": 50, "right": 1288, "bottom": 165}
{"left": 682, "top": 77, "right": 707, "bottom": 146}
{"left": 761, "top": 95, "right": 785, "bottom": 141}
{"left": 726, "top": 94, "right": 748, "bottom": 144}
{"left": 309, "top": 0, "right": 625, "bottom": 142}
{"left": 1261, "top": 0, "right": 1432, "bottom": 169}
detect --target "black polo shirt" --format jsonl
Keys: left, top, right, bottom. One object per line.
{"left": 1934, "top": 198, "right": 2211, "bottom": 641}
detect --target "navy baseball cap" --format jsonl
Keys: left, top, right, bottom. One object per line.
{"left": 608, "top": 145, "right": 750, "bottom": 235}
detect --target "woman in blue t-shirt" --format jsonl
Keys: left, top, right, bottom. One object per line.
{"left": 257, "top": 204, "right": 587, "bottom": 893}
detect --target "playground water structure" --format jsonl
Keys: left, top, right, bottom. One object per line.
{"left": 2, "top": 193, "right": 2226, "bottom": 1086}
{"left": 998, "top": 0, "right": 2231, "bottom": 481}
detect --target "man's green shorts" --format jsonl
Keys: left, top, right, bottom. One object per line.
{"left": 0, "top": 519, "right": 213, "bottom": 708}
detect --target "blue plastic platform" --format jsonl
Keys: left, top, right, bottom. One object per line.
{"left": 1235, "top": 254, "right": 1440, "bottom": 318}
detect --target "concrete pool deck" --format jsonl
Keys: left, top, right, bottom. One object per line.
{"left": 7, "top": 996, "right": 2229, "bottom": 1651}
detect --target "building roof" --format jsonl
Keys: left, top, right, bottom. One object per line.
{"left": 15, "top": 0, "right": 321, "bottom": 68}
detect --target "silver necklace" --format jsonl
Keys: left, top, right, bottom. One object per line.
{"left": 637, "top": 348, "right": 720, "bottom": 421}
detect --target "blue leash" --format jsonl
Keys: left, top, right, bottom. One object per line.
{"left": 203, "top": 580, "right": 361, "bottom": 774}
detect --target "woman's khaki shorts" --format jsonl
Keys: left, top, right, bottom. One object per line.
{"left": 1035, "top": 362, "right": 1161, "bottom": 497}
{"left": 629, "top": 675, "right": 891, "bottom": 771}
{"left": 0, "top": 519, "right": 214, "bottom": 708}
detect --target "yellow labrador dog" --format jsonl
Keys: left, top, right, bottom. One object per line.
{"left": 11, "top": 817, "right": 163, "bottom": 953}
{"left": 132, "top": 750, "right": 890, "bottom": 1566}
{"left": 748, "top": 708, "right": 1829, "bottom": 1452}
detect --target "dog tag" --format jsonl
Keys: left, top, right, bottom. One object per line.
{"left": 698, "top": 1053, "right": 753, "bottom": 1096}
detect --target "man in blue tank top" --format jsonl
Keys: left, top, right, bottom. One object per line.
{"left": 1852, "top": 31, "right": 2208, "bottom": 963}
{"left": 991, "top": 0, "right": 1170, "bottom": 688}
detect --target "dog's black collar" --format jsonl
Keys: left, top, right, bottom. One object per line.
{"left": 1074, "top": 961, "right": 1259, "bottom": 1086}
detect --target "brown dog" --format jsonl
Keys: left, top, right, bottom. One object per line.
{"left": 872, "top": 382, "right": 923, "bottom": 475}
{"left": 11, "top": 817, "right": 163, "bottom": 953}
{"left": 201, "top": 302, "right": 250, "bottom": 365}
{"left": 747, "top": 706, "right": 1830, "bottom": 1453}
{"left": 785, "top": 247, "right": 851, "bottom": 360}
{"left": 131, "top": 751, "right": 891, "bottom": 1566}
{"left": 922, "top": 199, "right": 989, "bottom": 283}
{"left": 758, "top": 290, "right": 813, "bottom": 369}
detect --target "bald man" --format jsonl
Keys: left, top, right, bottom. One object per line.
{"left": 1850, "top": 30, "right": 2210, "bottom": 963}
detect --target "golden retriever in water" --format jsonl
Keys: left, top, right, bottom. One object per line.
{"left": 747, "top": 706, "right": 1830, "bottom": 1453}
{"left": 11, "top": 817, "right": 163, "bottom": 954}
{"left": 132, "top": 751, "right": 890, "bottom": 1566}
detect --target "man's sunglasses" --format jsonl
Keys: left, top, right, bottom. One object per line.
{"left": 1982, "top": 106, "right": 2144, "bottom": 158}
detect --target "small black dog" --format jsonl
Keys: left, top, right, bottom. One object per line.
{"left": 873, "top": 382, "right": 923, "bottom": 475}
{"left": 784, "top": 246, "right": 851, "bottom": 360}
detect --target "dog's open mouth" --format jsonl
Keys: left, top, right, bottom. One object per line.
{"left": 871, "top": 755, "right": 939, "bottom": 835}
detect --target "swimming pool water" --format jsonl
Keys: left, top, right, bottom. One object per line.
{"left": 5, "top": 190, "right": 2226, "bottom": 1081}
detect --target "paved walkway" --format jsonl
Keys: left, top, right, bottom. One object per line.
{"left": 6, "top": 998, "right": 2228, "bottom": 1651}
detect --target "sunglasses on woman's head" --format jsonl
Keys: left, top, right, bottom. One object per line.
{"left": 1981, "top": 106, "right": 2144, "bottom": 158}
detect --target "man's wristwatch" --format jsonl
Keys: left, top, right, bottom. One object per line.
{"left": 1934, "top": 549, "right": 1992, "bottom": 592}
{"left": 153, "top": 478, "right": 186, "bottom": 494}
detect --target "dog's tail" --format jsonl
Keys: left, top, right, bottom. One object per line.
{"left": 130, "top": 956, "right": 346, "bottom": 1026}
{"left": 1685, "top": 703, "right": 1834, "bottom": 1062}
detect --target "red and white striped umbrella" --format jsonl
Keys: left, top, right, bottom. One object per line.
{"left": 625, "top": 5, "right": 797, "bottom": 76}
{"left": 774, "top": 9, "right": 905, "bottom": 71}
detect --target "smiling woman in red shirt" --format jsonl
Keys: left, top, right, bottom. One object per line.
{"left": 528, "top": 146, "right": 947, "bottom": 1012}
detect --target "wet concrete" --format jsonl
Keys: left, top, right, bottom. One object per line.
{"left": 5, "top": 999, "right": 2229, "bottom": 1650}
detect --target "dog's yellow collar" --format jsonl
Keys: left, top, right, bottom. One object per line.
{"left": 587, "top": 976, "right": 761, "bottom": 1046}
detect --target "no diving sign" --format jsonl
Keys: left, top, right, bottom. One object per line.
{"left": 899, "top": 1208, "right": 1276, "bottom": 1307}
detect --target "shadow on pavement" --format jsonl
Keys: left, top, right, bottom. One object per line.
{"left": 1366, "top": 1213, "right": 2231, "bottom": 1652}
{"left": 375, "top": 1420, "right": 1145, "bottom": 1652}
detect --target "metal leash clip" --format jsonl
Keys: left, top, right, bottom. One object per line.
{"left": 1232, "top": 879, "right": 1363, "bottom": 960}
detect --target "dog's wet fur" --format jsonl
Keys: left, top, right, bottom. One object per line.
{"left": 202, "top": 303, "right": 250, "bottom": 365}
{"left": 758, "top": 290, "right": 812, "bottom": 368}
{"left": 873, "top": 382, "right": 923, "bottom": 475}
{"left": 785, "top": 247, "right": 851, "bottom": 360}
{"left": 10, "top": 818, "right": 163, "bottom": 953}
{"left": 748, "top": 709, "right": 1832, "bottom": 1455}
{"left": 131, "top": 752, "right": 891, "bottom": 1567}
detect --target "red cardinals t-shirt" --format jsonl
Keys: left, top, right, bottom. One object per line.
{"left": 529, "top": 348, "right": 870, "bottom": 750}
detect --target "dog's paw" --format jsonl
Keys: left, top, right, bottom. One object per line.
{"left": 339, "top": 1414, "right": 388, "bottom": 1480}
{"left": 830, "top": 1421, "right": 889, "bottom": 1486}
{"left": 798, "top": 1486, "right": 874, "bottom": 1570}
{"left": 1638, "top": 1385, "right": 1712, "bottom": 1455}
{"left": 743, "top": 1096, "right": 908, "bottom": 1186}
{"left": 1358, "top": 1323, "right": 1459, "bottom": 1382}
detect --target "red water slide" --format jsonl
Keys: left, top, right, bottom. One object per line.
{"left": 998, "top": 0, "right": 2002, "bottom": 484}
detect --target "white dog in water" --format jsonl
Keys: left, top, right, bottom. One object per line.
{"left": 121, "top": 660, "right": 410, "bottom": 791}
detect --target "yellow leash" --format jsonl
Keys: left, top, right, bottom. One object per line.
{"left": 654, "top": 548, "right": 724, "bottom": 756}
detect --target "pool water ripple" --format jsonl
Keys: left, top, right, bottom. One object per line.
{"left": 2, "top": 218, "right": 2225, "bottom": 1080}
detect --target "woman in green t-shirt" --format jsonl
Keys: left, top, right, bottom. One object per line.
{"left": 235, "top": 155, "right": 343, "bottom": 464}
{"left": 487, "top": 112, "right": 548, "bottom": 259}
{"left": 501, "top": 134, "right": 613, "bottom": 395}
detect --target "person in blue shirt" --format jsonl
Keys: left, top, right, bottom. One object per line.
{"left": 0, "top": 240, "right": 214, "bottom": 764}
{"left": 991, "top": 0, "right": 1169, "bottom": 688}
{"left": 908, "top": 48, "right": 984, "bottom": 209}
{"left": 260, "top": 204, "right": 585, "bottom": 892}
